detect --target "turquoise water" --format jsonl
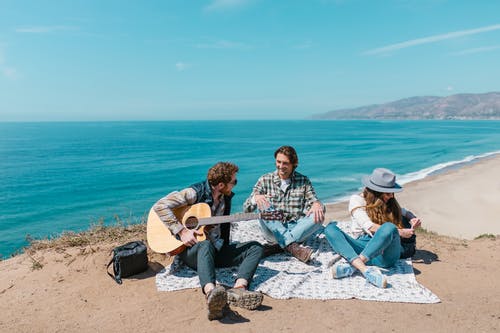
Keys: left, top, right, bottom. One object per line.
{"left": 1, "top": 120, "right": 499, "bottom": 258}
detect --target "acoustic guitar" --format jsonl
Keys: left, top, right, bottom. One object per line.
{"left": 146, "top": 203, "right": 283, "bottom": 255}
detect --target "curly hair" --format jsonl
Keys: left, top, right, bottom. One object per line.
{"left": 355, "top": 187, "right": 403, "bottom": 228}
{"left": 207, "top": 162, "right": 239, "bottom": 187}
{"left": 274, "top": 145, "right": 299, "bottom": 169}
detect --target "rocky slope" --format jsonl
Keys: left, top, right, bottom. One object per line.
{"left": 312, "top": 92, "right": 500, "bottom": 119}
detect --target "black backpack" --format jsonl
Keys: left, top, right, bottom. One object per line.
{"left": 107, "top": 241, "right": 148, "bottom": 284}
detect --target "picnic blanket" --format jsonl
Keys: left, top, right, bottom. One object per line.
{"left": 156, "top": 220, "right": 440, "bottom": 304}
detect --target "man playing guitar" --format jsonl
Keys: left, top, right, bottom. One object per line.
{"left": 151, "top": 162, "right": 264, "bottom": 321}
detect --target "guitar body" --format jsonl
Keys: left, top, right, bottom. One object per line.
{"left": 147, "top": 203, "right": 212, "bottom": 255}
{"left": 147, "top": 202, "right": 282, "bottom": 255}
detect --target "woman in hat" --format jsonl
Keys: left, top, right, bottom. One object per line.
{"left": 324, "top": 168, "right": 422, "bottom": 288}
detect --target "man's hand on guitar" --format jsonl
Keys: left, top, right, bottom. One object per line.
{"left": 179, "top": 228, "right": 202, "bottom": 247}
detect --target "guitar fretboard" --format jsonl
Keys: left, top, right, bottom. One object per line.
{"left": 197, "top": 213, "right": 260, "bottom": 226}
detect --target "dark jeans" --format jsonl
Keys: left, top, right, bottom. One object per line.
{"left": 400, "top": 216, "right": 416, "bottom": 258}
{"left": 178, "top": 240, "right": 264, "bottom": 291}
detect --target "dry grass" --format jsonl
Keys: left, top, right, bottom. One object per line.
{"left": 25, "top": 217, "right": 147, "bottom": 254}
{"left": 474, "top": 233, "right": 498, "bottom": 240}
{"left": 21, "top": 216, "right": 170, "bottom": 269}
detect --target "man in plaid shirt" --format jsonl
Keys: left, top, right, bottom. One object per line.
{"left": 243, "top": 146, "right": 325, "bottom": 263}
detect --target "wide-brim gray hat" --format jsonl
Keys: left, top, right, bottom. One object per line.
{"left": 362, "top": 168, "right": 403, "bottom": 193}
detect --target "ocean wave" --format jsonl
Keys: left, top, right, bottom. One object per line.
{"left": 323, "top": 150, "right": 500, "bottom": 205}
{"left": 397, "top": 150, "right": 500, "bottom": 185}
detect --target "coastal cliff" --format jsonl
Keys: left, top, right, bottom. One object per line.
{"left": 312, "top": 92, "right": 500, "bottom": 120}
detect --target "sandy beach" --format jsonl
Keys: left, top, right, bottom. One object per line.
{"left": 1, "top": 155, "right": 500, "bottom": 332}
{"left": 325, "top": 154, "right": 500, "bottom": 239}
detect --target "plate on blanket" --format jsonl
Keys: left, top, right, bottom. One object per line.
{"left": 156, "top": 220, "right": 440, "bottom": 304}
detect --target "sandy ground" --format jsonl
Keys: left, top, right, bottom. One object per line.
{"left": 326, "top": 154, "right": 500, "bottom": 239}
{"left": 1, "top": 155, "right": 500, "bottom": 332}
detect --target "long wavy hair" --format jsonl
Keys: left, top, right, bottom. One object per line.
{"left": 352, "top": 187, "right": 403, "bottom": 228}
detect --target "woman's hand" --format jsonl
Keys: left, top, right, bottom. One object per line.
{"left": 399, "top": 228, "right": 415, "bottom": 239}
{"left": 410, "top": 217, "right": 422, "bottom": 229}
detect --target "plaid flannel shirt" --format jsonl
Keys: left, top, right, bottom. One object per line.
{"left": 243, "top": 170, "right": 321, "bottom": 222}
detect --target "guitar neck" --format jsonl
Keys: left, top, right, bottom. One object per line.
{"left": 198, "top": 213, "right": 260, "bottom": 226}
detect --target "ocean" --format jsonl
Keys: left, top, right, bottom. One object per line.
{"left": 1, "top": 120, "right": 499, "bottom": 258}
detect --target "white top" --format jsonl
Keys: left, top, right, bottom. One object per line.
{"left": 348, "top": 194, "right": 407, "bottom": 238}
{"left": 280, "top": 178, "right": 291, "bottom": 192}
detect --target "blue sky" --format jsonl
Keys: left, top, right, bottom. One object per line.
{"left": 1, "top": 0, "right": 499, "bottom": 121}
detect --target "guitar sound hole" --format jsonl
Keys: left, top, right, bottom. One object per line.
{"left": 184, "top": 216, "right": 199, "bottom": 229}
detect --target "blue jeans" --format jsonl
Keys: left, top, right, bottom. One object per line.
{"left": 178, "top": 240, "right": 264, "bottom": 290}
{"left": 259, "top": 214, "right": 324, "bottom": 248}
{"left": 324, "top": 222, "right": 401, "bottom": 268}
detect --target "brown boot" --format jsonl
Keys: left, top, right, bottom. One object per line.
{"left": 226, "top": 287, "right": 263, "bottom": 310}
{"left": 285, "top": 242, "right": 313, "bottom": 263}
{"left": 206, "top": 285, "right": 227, "bottom": 320}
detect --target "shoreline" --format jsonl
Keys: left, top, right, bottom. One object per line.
{"left": 322, "top": 149, "right": 500, "bottom": 206}
{"left": 325, "top": 153, "right": 500, "bottom": 239}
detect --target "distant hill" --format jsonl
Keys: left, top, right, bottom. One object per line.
{"left": 311, "top": 92, "right": 500, "bottom": 120}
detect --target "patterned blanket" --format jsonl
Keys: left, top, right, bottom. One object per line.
{"left": 156, "top": 220, "right": 440, "bottom": 303}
